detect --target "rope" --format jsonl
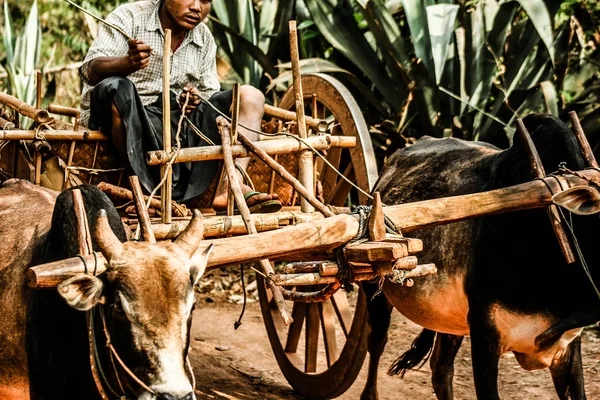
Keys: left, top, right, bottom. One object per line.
{"left": 233, "top": 264, "right": 247, "bottom": 330}
{"left": 335, "top": 205, "right": 401, "bottom": 291}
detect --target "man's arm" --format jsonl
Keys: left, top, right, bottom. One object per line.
{"left": 87, "top": 39, "right": 153, "bottom": 86}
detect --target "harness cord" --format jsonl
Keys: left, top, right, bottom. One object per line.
{"left": 76, "top": 254, "right": 89, "bottom": 275}
{"left": 557, "top": 206, "right": 600, "bottom": 301}
{"left": 187, "top": 93, "right": 374, "bottom": 201}
{"left": 234, "top": 264, "right": 247, "bottom": 330}
{"left": 186, "top": 356, "right": 196, "bottom": 394}
{"left": 88, "top": 307, "right": 123, "bottom": 399}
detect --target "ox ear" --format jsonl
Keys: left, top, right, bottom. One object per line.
{"left": 176, "top": 209, "right": 204, "bottom": 258}
{"left": 57, "top": 274, "right": 105, "bottom": 311}
{"left": 190, "top": 243, "right": 214, "bottom": 285}
{"left": 552, "top": 186, "right": 600, "bottom": 215}
{"left": 94, "top": 209, "right": 123, "bottom": 262}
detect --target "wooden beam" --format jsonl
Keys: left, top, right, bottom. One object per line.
{"left": 145, "top": 135, "right": 356, "bottom": 165}
{"left": 263, "top": 104, "right": 327, "bottom": 132}
{"left": 0, "top": 130, "right": 109, "bottom": 141}
{"left": 161, "top": 29, "right": 173, "bottom": 224}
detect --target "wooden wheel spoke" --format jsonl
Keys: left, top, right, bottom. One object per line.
{"left": 319, "top": 300, "right": 338, "bottom": 367}
{"left": 285, "top": 303, "right": 307, "bottom": 354}
{"left": 305, "top": 303, "right": 320, "bottom": 373}
{"left": 331, "top": 290, "right": 353, "bottom": 337}
{"left": 325, "top": 162, "right": 354, "bottom": 206}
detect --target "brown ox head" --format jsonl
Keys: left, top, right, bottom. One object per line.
{"left": 57, "top": 210, "right": 212, "bottom": 400}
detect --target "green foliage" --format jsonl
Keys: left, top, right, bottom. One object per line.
{"left": 2, "top": 0, "right": 41, "bottom": 127}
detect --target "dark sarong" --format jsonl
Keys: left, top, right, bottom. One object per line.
{"left": 88, "top": 76, "right": 232, "bottom": 201}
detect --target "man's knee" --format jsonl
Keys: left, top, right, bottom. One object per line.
{"left": 239, "top": 85, "right": 265, "bottom": 113}
{"left": 94, "top": 76, "right": 134, "bottom": 93}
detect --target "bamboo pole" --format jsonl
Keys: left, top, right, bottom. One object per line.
{"left": 569, "top": 111, "right": 599, "bottom": 168}
{"left": 226, "top": 83, "right": 241, "bottom": 218}
{"left": 263, "top": 104, "right": 327, "bottom": 132}
{"left": 36, "top": 71, "right": 42, "bottom": 110}
{"left": 236, "top": 130, "right": 334, "bottom": 217}
{"left": 129, "top": 176, "right": 156, "bottom": 243}
{"left": 218, "top": 116, "right": 292, "bottom": 326}
{"left": 161, "top": 29, "right": 173, "bottom": 224}
{"left": 145, "top": 135, "right": 355, "bottom": 165}
{"left": 0, "top": 92, "right": 52, "bottom": 124}
{"left": 48, "top": 104, "right": 81, "bottom": 118}
{"left": 139, "top": 211, "right": 324, "bottom": 239}
{"left": 289, "top": 21, "right": 314, "bottom": 213}
{"left": 0, "top": 130, "right": 109, "bottom": 141}
{"left": 0, "top": 116, "right": 14, "bottom": 130}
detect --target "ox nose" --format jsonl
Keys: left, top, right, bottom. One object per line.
{"left": 157, "top": 393, "right": 194, "bottom": 400}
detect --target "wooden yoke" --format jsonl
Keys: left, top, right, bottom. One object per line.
{"left": 515, "top": 119, "right": 576, "bottom": 264}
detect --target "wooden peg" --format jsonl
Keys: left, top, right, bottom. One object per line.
{"left": 369, "top": 192, "right": 386, "bottom": 241}
{"left": 515, "top": 118, "right": 576, "bottom": 264}
{"left": 129, "top": 176, "right": 156, "bottom": 243}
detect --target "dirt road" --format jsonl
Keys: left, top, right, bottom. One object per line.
{"left": 190, "top": 293, "right": 600, "bottom": 400}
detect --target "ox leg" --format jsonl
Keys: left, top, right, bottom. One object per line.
{"left": 360, "top": 282, "right": 394, "bottom": 400}
{"left": 469, "top": 312, "right": 502, "bottom": 400}
{"left": 550, "top": 336, "right": 586, "bottom": 400}
{"left": 430, "top": 333, "right": 464, "bottom": 400}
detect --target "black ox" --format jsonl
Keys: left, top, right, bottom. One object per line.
{"left": 361, "top": 114, "right": 600, "bottom": 400}
{"left": 0, "top": 181, "right": 212, "bottom": 400}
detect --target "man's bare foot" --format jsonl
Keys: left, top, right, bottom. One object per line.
{"left": 212, "top": 183, "right": 280, "bottom": 212}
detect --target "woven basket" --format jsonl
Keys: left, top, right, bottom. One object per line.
{"left": 246, "top": 153, "right": 298, "bottom": 206}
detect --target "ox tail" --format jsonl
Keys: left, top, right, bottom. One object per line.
{"left": 388, "top": 329, "right": 436, "bottom": 377}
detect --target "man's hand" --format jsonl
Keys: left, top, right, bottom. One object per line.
{"left": 127, "top": 39, "right": 152, "bottom": 70}
{"left": 179, "top": 85, "right": 202, "bottom": 114}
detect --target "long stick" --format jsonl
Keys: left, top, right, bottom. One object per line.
{"left": 236, "top": 129, "right": 335, "bottom": 217}
{"left": 62, "top": 0, "right": 134, "bottom": 41}
{"left": 161, "top": 30, "right": 173, "bottom": 224}
{"left": 218, "top": 117, "right": 293, "bottom": 326}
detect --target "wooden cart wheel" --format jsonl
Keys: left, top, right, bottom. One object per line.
{"left": 257, "top": 73, "right": 378, "bottom": 399}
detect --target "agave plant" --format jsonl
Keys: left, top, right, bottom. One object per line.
{"left": 2, "top": 0, "right": 42, "bottom": 128}
{"left": 301, "top": 0, "right": 600, "bottom": 149}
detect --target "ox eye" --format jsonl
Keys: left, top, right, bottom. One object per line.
{"left": 112, "top": 300, "right": 124, "bottom": 314}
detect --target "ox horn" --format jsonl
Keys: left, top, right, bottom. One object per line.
{"left": 175, "top": 209, "right": 204, "bottom": 258}
{"left": 94, "top": 209, "right": 124, "bottom": 261}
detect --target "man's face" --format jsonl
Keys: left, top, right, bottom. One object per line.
{"left": 165, "top": 0, "right": 212, "bottom": 31}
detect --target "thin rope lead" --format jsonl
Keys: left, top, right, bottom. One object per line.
{"left": 234, "top": 264, "right": 247, "bottom": 330}
{"left": 190, "top": 93, "right": 374, "bottom": 201}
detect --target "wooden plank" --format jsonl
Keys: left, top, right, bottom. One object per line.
{"left": 304, "top": 303, "right": 320, "bottom": 373}
{"left": 345, "top": 242, "right": 408, "bottom": 262}
{"left": 384, "top": 235, "right": 423, "bottom": 254}
{"left": 319, "top": 300, "right": 338, "bottom": 367}
{"left": 285, "top": 303, "right": 307, "bottom": 353}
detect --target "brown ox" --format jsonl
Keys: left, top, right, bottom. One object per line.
{"left": 0, "top": 180, "right": 212, "bottom": 400}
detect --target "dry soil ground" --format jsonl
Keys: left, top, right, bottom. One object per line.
{"left": 189, "top": 293, "right": 600, "bottom": 400}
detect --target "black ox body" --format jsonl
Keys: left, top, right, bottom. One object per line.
{"left": 361, "top": 114, "right": 600, "bottom": 400}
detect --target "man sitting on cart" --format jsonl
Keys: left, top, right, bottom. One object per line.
{"left": 79, "top": 0, "right": 281, "bottom": 213}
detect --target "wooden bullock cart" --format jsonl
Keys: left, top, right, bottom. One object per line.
{"left": 2, "top": 24, "right": 599, "bottom": 400}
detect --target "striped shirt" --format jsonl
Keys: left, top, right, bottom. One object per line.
{"left": 79, "top": 0, "right": 220, "bottom": 127}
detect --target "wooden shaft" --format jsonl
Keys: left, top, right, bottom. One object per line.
{"left": 319, "top": 262, "right": 340, "bottom": 277}
{"left": 97, "top": 182, "right": 187, "bottom": 217}
{"left": 219, "top": 117, "right": 292, "bottom": 326}
{"left": 283, "top": 261, "right": 321, "bottom": 274}
{"left": 271, "top": 272, "right": 338, "bottom": 286}
{"left": 34, "top": 152, "right": 42, "bottom": 185}
{"left": 0, "top": 130, "right": 109, "bottom": 141}
{"left": 63, "top": 141, "right": 77, "bottom": 190}
{"left": 129, "top": 176, "right": 156, "bottom": 243}
{"left": 393, "top": 256, "right": 418, "bottom": 270}
{"left": 354, "top": 263, "right": 437, "bottom": 282}
{"left": 289, "top": 20, "right": 314, "bottom": 213}
{"left": 0, "top": 92, "right": 52, "bottom": 124}
{"left": 263, "top": 104, "right": 327, "bottom": 132}
{"left": 161, "top": 29, "right": 173, "bottom": 224}
{"left": 516, "top": 118, "right": 575, "bottom": 264}
{"left": 72, "top": 189, "right": 93, "bottom": 256}
{"left": 227, "top": 83, "right": 241, "bottom": 218}
{"left": 145, "top": 135, "right": 355, "bottom": 165}
{"left": 569, "top": 111, "right": 598, "bottom": 168}
{"left": 237, "top": 131, "right": 335, "bottom": 217}
{"left": 36, "top": 71, "right": 42, "bottom": 110}
{"left": 48, "top": 104, "right": 81, "bottom": 118}
{"left": 385, "top": 170, "right": 597, "bottom": 233}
